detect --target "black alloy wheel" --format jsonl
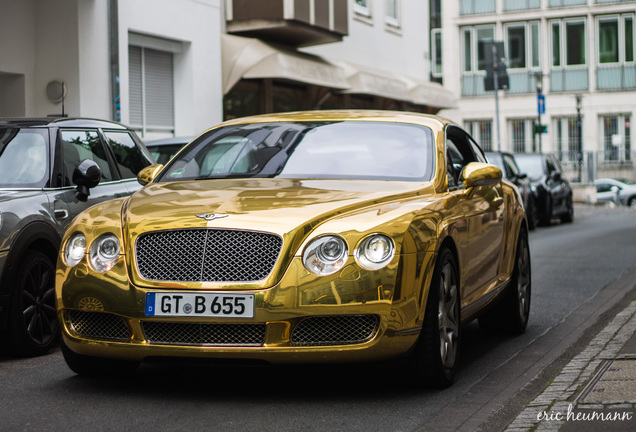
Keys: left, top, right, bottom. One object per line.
{"left": 7, "top": 250, "right": 58, "bottom": 356}
{"left": 411, "top": 247, "right": 460, "bottom": 388}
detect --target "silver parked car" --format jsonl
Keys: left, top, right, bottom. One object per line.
{"left": 594, "top": 178, "right": 636, "bottom": 209}
{"left": 0, "top": 117, "right": 154, "bottom": 356}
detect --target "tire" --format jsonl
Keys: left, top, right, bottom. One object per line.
{"left": 479, "top": 228, "right": 531, "bottom": 334}
{"left": 526, "top": 194, "right": 537, "bottom": 231}
{"left": 6, "top": 250, "right": 58, "bottom": 357}
{"left": 62, "top": 342, "right": 139, "bottom": 376}
{"left": 538, "top": 195, "right": 552, "bottom": 226}
{"left": 410, "top": 248, "right": 460, "bottom": 388}
{"left": 629, "top": 197, "right": 636, "bottom": 210}
{"left": 560, "top": 195, "right": 574, "bottom": 223}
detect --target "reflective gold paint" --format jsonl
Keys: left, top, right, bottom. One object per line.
{"left": 56, "top": 110, "right": 526, "bottom": 365}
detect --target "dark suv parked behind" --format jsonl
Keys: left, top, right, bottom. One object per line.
{"left": 0, "top": 117, "right": 153, "bottom": 356}
{"left": 514, "top": 153, "right": 574, "bottom": 226}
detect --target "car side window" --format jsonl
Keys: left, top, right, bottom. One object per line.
{"left": 445, "top": 126, "right": 480, "bottom": 188}
{"left": 103, "top": 131, "right": 150, "bottom": 179}
{"left": 61, "top": 130, "right": 113, "bottom": 183}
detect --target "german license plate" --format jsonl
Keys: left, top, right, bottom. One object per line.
{"left": 145, "top": 292, "right": 255, "bottom": 318}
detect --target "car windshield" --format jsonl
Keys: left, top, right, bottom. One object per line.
{"left": 514, "top": 155, "right": 544, "bottom": 180}
{"left": 0, "top": 128, "right": 49, "bottom": 188}
{"left": 158, "top": 121, "right": 435, "bottom": 182}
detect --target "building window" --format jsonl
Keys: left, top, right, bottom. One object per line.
{"left": 601, "top": 114, "right": 632, "bottom": 162}
{"left": 550, "top": 19, "right": 588, "bottom": 91}
{"left": 506, "top": 22, "right": 540, "bottom": 70}
{"left": 509, "top": 119, "right": 534, "bottom": 153}
{"left": 462, "top": 25, "right": 496, "bottom": 72}
{"left": 460, "top": 0, "right": 496, "bottom": 15}
{"left": 386, "top": 0, "right": 400, "bottom": 28}
{"left": 465, "top": 120, "right": 493, "bottom": 151}
{"left": 129, "top": 39, "right": 176, "bottom": 138}
{"left": 354, "top": 0, "right": 371, "bottom": 17}
{"left": 597, "top": 14, "right": 635, "bottom": 90}
{"left": 551, "top": 19, "right": 586, "bottom": 67}
{"left": 553, "top": 117, "right": 581, "bottom": 163}
{"left": 432, "top": 29, "right": 443, "bottom": 78}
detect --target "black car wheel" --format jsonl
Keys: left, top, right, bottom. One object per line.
{"left": 411, "top": 247, "right": 460, "bottom": 387}
{"left": 538, "top": 195, "right": 552, "bottom": 226}
{"left": 479, "top": 228, "right": 531, "bottom": 334}
{"left": 527, "top": 194, "right": 537, "bottom": 230}
{"left": 7, "top": 250, "right": 58, "bottom": 356}
{"left": 628, "top": 197, "right": 636, "bottom": 210}
{"left": 560, "top": 195, "right": 574, "bottom": 223}
{"left": 62, "top": 342, "right": 140, "bottom": 376}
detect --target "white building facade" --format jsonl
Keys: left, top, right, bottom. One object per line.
{"left": 0, "top": 0, "right": 225, "bottom": 140}
{"left": 440, "top": 0, "right": 636, "bottom": 182}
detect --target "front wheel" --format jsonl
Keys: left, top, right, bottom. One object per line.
{"left": 629, "top": 197, "right": 636, "bottom": 210}
{"left": 410, "top": 248, "right": 460, "bottom": 388}
{"left": 6, "top": 250, "right": 58, "bottom": 357}
{"left": 560, "top": 195, "right": 574, "bottom": 223}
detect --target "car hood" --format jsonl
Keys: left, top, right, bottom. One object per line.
{"left": 124, "top": 178, "right": 433, "bottom": 239}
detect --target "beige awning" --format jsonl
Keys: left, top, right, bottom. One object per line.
{"left": 330, "top": 60, "right": 411, "bottom": 101}
{"left": 405, "top": 78, "right": 458, "bottom": 109}
{"left": 222, "top": 34, "right": 350, "bottom": 94}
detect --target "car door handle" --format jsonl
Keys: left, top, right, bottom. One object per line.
{"left": 54, "top": 209, "right": 69, "bottom": 220}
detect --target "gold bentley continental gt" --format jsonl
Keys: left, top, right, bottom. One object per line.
{"left": 56, "top": 110, "right": 531, "bottom": 387}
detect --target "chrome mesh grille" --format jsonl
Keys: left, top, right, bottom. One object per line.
{"left": 291, "top": 315, "right": 379, "bottom": 346}
{"left": 136, "top": 229, "right": 283, "bottom": 282}
{"left": 142, "top": 321, "right": 266, "bottom": 346}
{"left": 68, "top": 310, "right": 131, "bottom": 341}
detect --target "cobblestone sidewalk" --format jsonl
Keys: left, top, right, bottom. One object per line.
{"left": 505, "top": 300, "right": 636, "bottom": 431}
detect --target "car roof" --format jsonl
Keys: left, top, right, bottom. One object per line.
{"left": 210, "top": 110, "right": 453, "bottom": 132}
{"left": 0, "top": 117, "right": 130, "bottom": 129}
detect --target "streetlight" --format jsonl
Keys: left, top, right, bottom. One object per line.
{"left": 575, "top": 94, "right": 583, "bottom": 183}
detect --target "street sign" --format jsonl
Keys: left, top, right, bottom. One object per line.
{"left": 537, "top": 94, "right": 545, "bottom": 115}
{"left": 534, "top": 124, "right": 547, "bottom": 134}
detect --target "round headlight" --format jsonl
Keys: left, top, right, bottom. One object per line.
{"left": 303, "top": 235, "right": 348, "bottom": 276}
{"left": 64, "top": 233, "right": 86, "bottom": 267}
{"left": 355, "top": 234, "right": 395, "bottom": 270}
{"left": 89, "top": 234, "right": 121, "bottom": 272}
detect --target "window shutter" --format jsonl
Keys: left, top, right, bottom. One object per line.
{"left": 144, "top": 48, "right": 174, "bottom": 129}
{"left": 128, "top": 46, "right": 143, "bottom": 127}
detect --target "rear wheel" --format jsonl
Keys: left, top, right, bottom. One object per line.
{"left": 62, "top": 342, "right": 140, "bottom": 376}
{"left": 410, "top": 248, "right": 460, "bottom": 388}
{"left": 6, "top": 250, "right": 58, "bottom": 357}
{"left": 479, "top": 228, "right": 531, "bottom": 334}
{"left": 629, "top": 197, "right": 636, "bottom": 210}
{"left": 560, "top": 195, "right": 574, "bottom": 223}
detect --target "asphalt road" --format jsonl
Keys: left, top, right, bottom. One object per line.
{"left": 1, "top": 205, "right": 635, "bottom": 432}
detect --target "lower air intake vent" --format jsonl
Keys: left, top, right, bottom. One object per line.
{"left": 68, "top": 310, "right": 131, "bottom": 341}
{"left": 142, "top": 321, "right": 266, "bottom": 346}
{"left": 291, "top": 315, "right": 379, "bottom": 346}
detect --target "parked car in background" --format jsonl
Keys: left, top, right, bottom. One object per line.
{"left": 145, "top": 136, "right": 193, "bottom": 165}
{"left": 486, "top": 151, "right": 537, "bottom": 230}
{"left": 0, "top": 117, "right": 154, "bottom": 356}
{"left": 57, "top": 110, "right": 531, "bottom": 388}
{"left": 594, "top": 178, "right": 636, "bottom": 209}
{"left": 514, "top": 153, "right": 574, "bottom": 226}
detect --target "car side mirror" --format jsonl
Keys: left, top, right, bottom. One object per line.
{"left": 73, "top": 159, "right": 101, "bottom": 202}
{"left": 549, "top": 171, "right": 562, "bottom": 181}
{"left": 460, "top": 162, "right": 502, "bottom": 188}
{"left": 611, "top": 185, "right": 620, "bottom": 193}
{"left": 137, "top": 164, "right": 164, "bottom": 186}
{"left": 516, "top": 172, "right": 528, "bottom": 180}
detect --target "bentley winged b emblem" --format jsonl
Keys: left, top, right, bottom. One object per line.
{"left": 195, "top": 213, "right": 229, "bottom": 221}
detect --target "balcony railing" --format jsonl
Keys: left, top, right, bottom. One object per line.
{"left": 550, "top": 68, "right": 589, "bottom": 92}
{"left": 597, "top": 65, "right": 636, "bottom": 90}
{"left": 504, "top": 0, "right": 541, "bottom": 11}
{"left": 549, "top": 0, "right": 587, "bottom": 6}
{"left": 460, "top": 0, "right": 496, "bottom": 15}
